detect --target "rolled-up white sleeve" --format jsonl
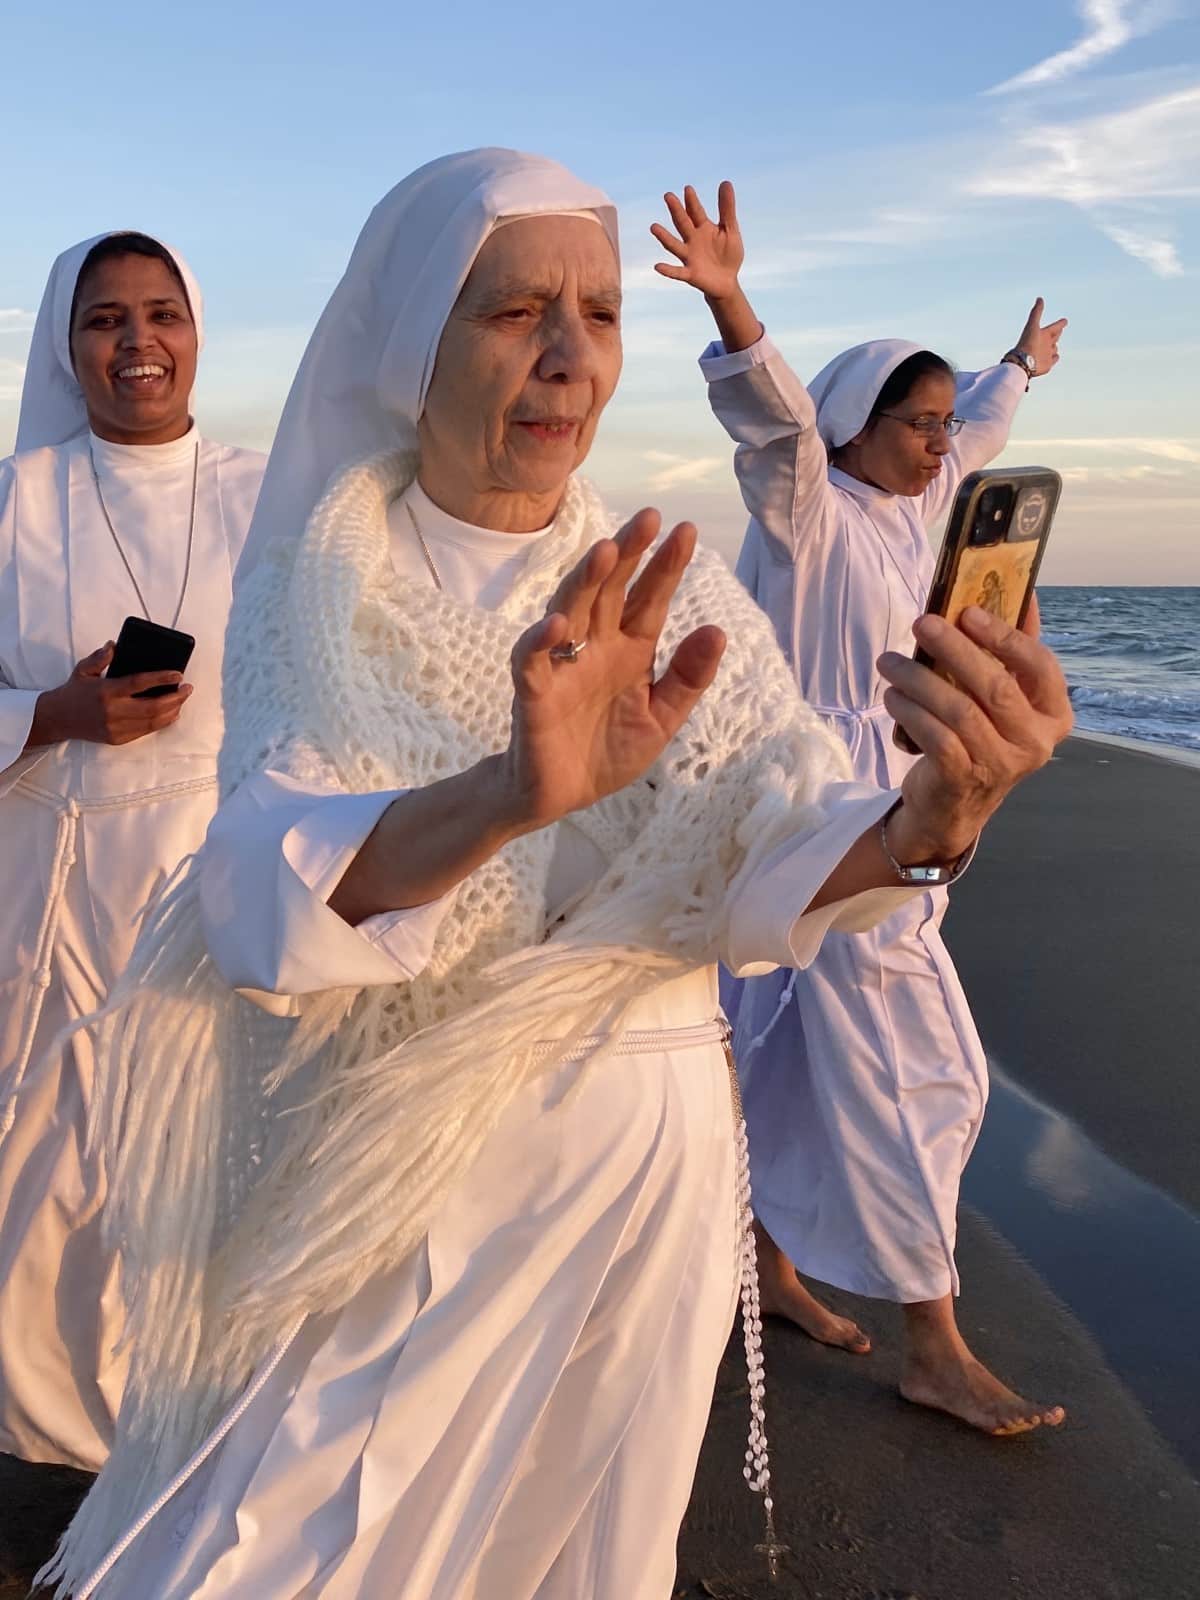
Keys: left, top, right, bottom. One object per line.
{"left": 921, "top": 362, "right": 1027, "bottom": 524}
{"left": 699, "top": 332, "right": 833, "bottom": 566}
{"left": 724, "top": 783, "right": 921, "bottom": 977}
{"left": 200, "top": 769, "right": 454, "bottom": 998}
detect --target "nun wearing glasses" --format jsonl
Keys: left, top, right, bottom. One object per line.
{"left": 0, "top": 231, "right": 264, "bottom": 1469}
{"left": 655, "top": 181, "right": 1069, "bottom": 1436}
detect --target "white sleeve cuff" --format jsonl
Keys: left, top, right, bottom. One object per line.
{"left": 725, "top": 784, "right": 920, "bottom": 977}
{"left": 0, "top": 688, "right": 50, "bottom": 796}
{"left": 279, "top": 786, "right": 455, "bottom": 980}
{"left": 354, "top": 901, "right": 452, "bottom": 973}
{"left": 991, "top": 361, "right": 1030, "bottom": 393}
{"left": 202, "top": 776, "right": 454, "bottom": 998}
{"left": 698, "top": 331, "right": 779, "bottom": 382}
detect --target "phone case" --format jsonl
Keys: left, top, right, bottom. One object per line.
{"left": 895, "top": 467, "right": 1061, "bottom": 754}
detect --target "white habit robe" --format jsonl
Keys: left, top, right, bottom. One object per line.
{"left": 91, "top": 483, "right": 919, "bottom": 1600}
{"left": 0, "top": 426, "right": 264, "bottom": 1468}
{"left": 706, "top": 333, "right": 1026, "bottom": 1302}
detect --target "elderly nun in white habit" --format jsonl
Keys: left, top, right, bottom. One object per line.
{"left": 0, "top": 232, "right": 265, "bottom": 1470}
{"left": 45, "top": 150, "right": 1071, "bottom": 1600}
{"left": 654, "top": 182, "right": 1068, "bottom": 1436}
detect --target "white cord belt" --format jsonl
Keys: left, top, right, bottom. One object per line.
{"left": 811, "top": 700, "right": 891, "bottom": 724}
{"left": 533, "top": 1015, "right": 729, "bottom": 1060}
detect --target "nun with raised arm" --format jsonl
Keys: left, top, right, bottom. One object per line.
{"left": 46, "top": 150, "right": 1071, "bottom": 1600}
{"left": 0, "top": 233, "right": 265, "bottom": 1470}
{"left": 654, "top": 181, "right": 1068, "bottom": 1437}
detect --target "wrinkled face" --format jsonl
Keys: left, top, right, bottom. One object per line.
{"left": 69, "top": 253, "right": 197, "bottom": 445}
{"left": 419, "top": 214, "right": 622, "bottom": 509}
{"left": 842, "top": 371, "right": 958, "bottom": 498}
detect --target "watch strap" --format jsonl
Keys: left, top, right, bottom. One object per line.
{"left": 1002, "top": 349, "right": 1035, "bottom": 389}
{"left": 880, "top": 800, "right": 976, "bottom": 888}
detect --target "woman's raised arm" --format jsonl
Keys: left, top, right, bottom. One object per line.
{"left": 922, "top": 297, "right": 1068, "bottom": 525}
{"left": 652, "top": 182, "right": 834, "bottom": 563}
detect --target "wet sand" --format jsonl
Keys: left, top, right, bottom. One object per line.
{"left": 677, "top": 735, "right": 1200, "bottom": 1598}
{"left": 4, "top": 737, "right": 1198, "bottom": 1597}
{"left": 678, "top": 1209, "right": 1200, "bottom": 1600}
{"left": 947, "top": 734, "right": 1200, "bottom": 1214}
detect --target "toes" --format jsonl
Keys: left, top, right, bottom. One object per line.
{"left": 993, "top": 1402, "right": 1065, "bottom": 1435}
{"left": 826, "top": 1317, "right": 872, "bottom": 1354}
{"left": 991, "top": 1414, "right": 1041, "bottom": 1437}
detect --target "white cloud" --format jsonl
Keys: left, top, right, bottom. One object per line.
{"left": 629, "top": 194, "right": 954, "bottom": 293}
{"left": 0, "top": 309, "right": 35, "bottom": 335}
{"left": 640, "top": 450, "right": 724, "bottom": 491}
{"left": 0, "top": 357, "right": 26, "bottom": 400}
{"left": 988, "top": 1, "right": 1164, "bottom": 94}
{"left": 967, "top": 82, "right": 1200, "bottom": 274}
{"left": 1060, "top": 462, "right": 1171, "bottom": 482}
{"left": 970, "top": 84, "right": 1200, "bottom": 207}
{"left": 1016, "top": 435, "right": 1200, "bottom": 462}
{"left": 1095, "top": 220, "right": 1184, "bottom": 274}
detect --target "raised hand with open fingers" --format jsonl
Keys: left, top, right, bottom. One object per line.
{"left": 651, "top": 183, "right": 744, "bottom": 301}
{"left": 1014, "top": 297, "right": 1068, "bottom": 377}
{"left": 651, "top": 182, "right": 762, "bottom": 353}
{"left": 501, "top": 508, "right": 726, "bottom": 829}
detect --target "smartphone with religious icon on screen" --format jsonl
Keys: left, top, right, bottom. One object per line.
{"left": 107, "top": 616, "right": 195, "bottom": 699}
{"left": 894, "top": 466, "right": 1061, "bottom": 755}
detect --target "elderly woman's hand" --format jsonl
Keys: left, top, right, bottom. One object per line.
{"left": 500, "top": 509, "right": 726, "bottom": 829}
{"left": 879, "top": 606, "right": 1073, "bottom": 865}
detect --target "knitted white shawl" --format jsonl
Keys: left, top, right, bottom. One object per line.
{"left": 53, "top": 449, "right": 850, "bottom": 1587}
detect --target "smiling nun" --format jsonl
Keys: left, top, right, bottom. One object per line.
{"left": 0, "top": 231, "right": 265, "bottom": 1470}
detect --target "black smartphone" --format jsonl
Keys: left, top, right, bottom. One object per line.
{"left": 106, "top": 616, "right": 196, "bottom": 699}
{"left": 894, "top": 466, "right": 1061, "bottom": 755}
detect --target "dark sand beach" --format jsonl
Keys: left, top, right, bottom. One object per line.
{"left": 3, "top": 736, "right": 1197, "bottom": 1598}
{"left": 676, "top": 735, "right": 1200, "bottom": 1599}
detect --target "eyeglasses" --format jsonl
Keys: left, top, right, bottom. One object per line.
{"left": 877, "top": 412, "right": 967, "bottom": 438}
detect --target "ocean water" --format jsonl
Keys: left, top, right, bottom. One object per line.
{"left": 1037, "top": 587, "right": 1200, "bottom": 755}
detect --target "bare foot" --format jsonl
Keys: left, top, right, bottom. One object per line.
{"left": 900, "top": 1351, "right": 1066, "bottom": 1436}
{"left": 760, "top": 1271, "right": 872, "bottom": 1355}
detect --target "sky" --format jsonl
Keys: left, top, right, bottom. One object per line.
{"left": 2, "top": 0, "right": 1197, "bottom": 583}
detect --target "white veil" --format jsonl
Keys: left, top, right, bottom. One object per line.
{"left": 236, "top": 146, "right": 617, "bottom": 577}
{"left": 808, "top": 337, "right": 925, "bottom": 450}
{"left": 14, "top": 230, "right": 204, "bottom": 452}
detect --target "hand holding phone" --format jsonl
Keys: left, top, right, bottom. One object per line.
{"left": 879, "top": 602, "right": 1073, "bottom": 864}
{"left": 894, "top": 467, "right": 1060, "bottom": 754}
{"left": 28, "top": 632, "right": 194, "bottom": 749}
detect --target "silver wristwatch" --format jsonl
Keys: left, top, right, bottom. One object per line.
{"left": 1002, "top": 348, "right": 1037, "bottom": 388}
{"left": 880, "top": 800, "right": 976, "bottom": 887}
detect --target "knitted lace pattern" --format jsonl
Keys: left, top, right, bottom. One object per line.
{"left": 50, "top": 449, "right": 851, "bottom": 1590}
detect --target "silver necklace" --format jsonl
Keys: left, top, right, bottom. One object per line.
{"left": 90, "top": 439, "right": 200, "bottom": 630}
{"left": 405, "top": 499, "right": 445, "bottom": 591}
